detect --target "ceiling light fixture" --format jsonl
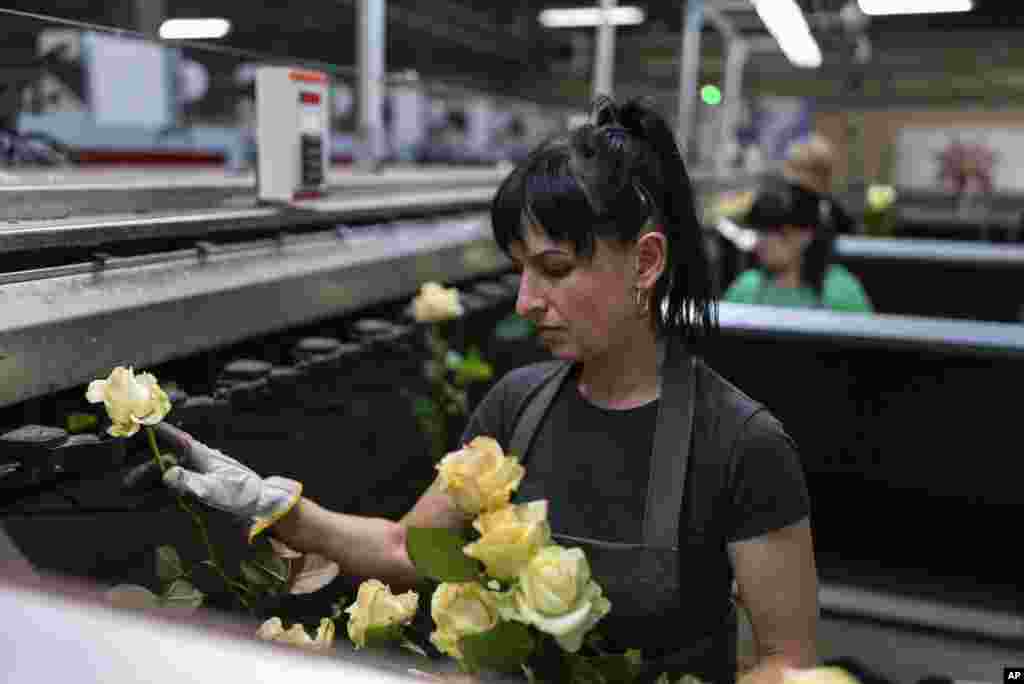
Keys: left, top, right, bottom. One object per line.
{"left": 857, "top": 0, "right": 972, "bottom": 15}
{"left": 158, "top": 18, "right": 232, "bottom": 40}
{"left": 751, "top": 0, "right": 822, "bottom": 68}
{"left": 538, "top": 6, "right": 645, "bottom": 28}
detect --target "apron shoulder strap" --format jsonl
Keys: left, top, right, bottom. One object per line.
{"left": 643, "top": 342, "right": 697, "bottom": 548}
{"left": 508, "top": 361, "right": 575, "bottom": 467}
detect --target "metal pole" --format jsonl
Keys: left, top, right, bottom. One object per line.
{"left": 677, "top": 0, "right": 703, "bottom": 159}
{"left": 716, "top": 38, "right": 747, "bottom": 178}
{"left": 134, "top": 0, "right": 165, "bottom": 35}
{"left": 358, "top": 0, "right": 386, "bottom": 165}
{"left": 592, "top": 0, "right": 617, "bottom": 101}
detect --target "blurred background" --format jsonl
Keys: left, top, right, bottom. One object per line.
{"left": 1, "top": 2, "right": 1023, "bottom": 683}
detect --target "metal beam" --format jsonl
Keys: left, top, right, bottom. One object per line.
{"left": 677, "top": 0, "right": 704, "bottom": 158}
{"left": 358, "top": 0, "right": 386, "bottom": 165}
{"left": 593, "top": 0, "right": 618, "bottom": 99}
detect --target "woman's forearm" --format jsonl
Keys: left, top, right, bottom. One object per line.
{"left": 272, "top": 498, "right": 420, "bottom": 591}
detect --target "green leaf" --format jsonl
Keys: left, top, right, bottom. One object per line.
{"left": 574, "top": 652, "right": 646, "bottom": 684}
{"left": 400, "top": 639, "right": 429, "bottom": 658}
{"left": 405, "top": 527, "right": 481, "bottom": 583}
{"left": 65, "top": 412, "right": 98, "bottom": 434}
{"left": 362, "top": 623, "right": 405, "bottom": 648}
{"left": 239, "top": 556, "right": 288, "bottom": 590}
{"left": 155, "top": 546, "right": 184, "bottom": 586}
{"left": 162, "top": 579, "right": 204, "bottom": 609}
{"left": 460, "top": 621, "right": 536, "bottom": 673}
{"left": 412, "top": 396, "right": 438, "bottom": 420}
{"left": 445, "top": 350, "right": 465, "bottom": 371}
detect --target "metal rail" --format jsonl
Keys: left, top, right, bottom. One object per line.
{"left": 717, "top": 302, "right": 1024, "bottom": 360}
{"left": 837, "top": 235, "right": 1024, "bottom": 266}
{"left": 0, "top": 213, "right": 509, "bottom": 408}
{"left": 0, "top": 187, "right": 497, "bottom": 255}
{"left": 0, "top": 167, "right": 507, "bottom": 222}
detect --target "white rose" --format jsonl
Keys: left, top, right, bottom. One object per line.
{"left": 256, "top": 617, "right": 335, "bottom": 653}
{"left": 429, "top": 582, "right": 500, "bottom": 660}
{"left": 463, "top": 500, "right": 551, "bottom": 580}
{"left": 502, "top": 546, "right": 611, "bottom": 653}
{"left": 344, "top": 579, "right": 419, "bottom": 649}
{"left": 412, "top": 282, "right": 464, "bottom": 323}
{"left": 86, "top": 366, "right": 171, "bottom": 437}
{"left": 436, "top": 436, "right": 525, "bottom": 516}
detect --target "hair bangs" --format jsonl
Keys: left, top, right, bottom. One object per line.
{"left": 523, "top": 163, "right": 602, "bottom": 257}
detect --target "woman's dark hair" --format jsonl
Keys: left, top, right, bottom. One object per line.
{"left": 745, "top": 177, "right": 836, "bottom": 296}
{"left": 490, "top": 95, "right": 716, "bottom": 346}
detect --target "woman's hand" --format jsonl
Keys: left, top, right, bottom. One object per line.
{"left": 154, "top": 423, "right": 302, "bottom": 540}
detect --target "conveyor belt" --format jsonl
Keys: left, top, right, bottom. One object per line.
{"left": 0, "top": 187, "right": 497, "bottom": 254}
{"left": 0, "top": 166, "right": 509, "bottom": 221}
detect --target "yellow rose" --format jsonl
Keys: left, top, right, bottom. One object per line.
{"left": 86, "top": 366, "right": 171, "bottom": 437}
{"left": 429, "top": 582, "right": 500, "bottom": 660}
{"left": 783, "top": 667, "right": 861, "bottom": 684}
{"left": 866, "top": 184, "right": 896, "bottom": 212}
{"left": 256, "top": 617, "right": 335, "bottom": 653}
{"left": 503, "top": 546, "right": 611, "bottom": 653}
{"left": 436, "top": 436, "right": 525, "bottom": 516}
{"left": 463, "top": 500, "right": 551, "bottom": 580}
{"left": 412, "top": 282, "right": 464, "bottom": 323}
{"left": 344, "top": 579, "right": 419, "bottom": 649}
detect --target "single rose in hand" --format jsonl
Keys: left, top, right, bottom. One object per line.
{"left": 463, "top": 500, "right": 550, "bottom": 580}
{"left": 345, "top": 579, "right": 419, "bottom": 649}
{"left": 429, "top": 582, "right": 500, "bottom": 660}
{"left": 86, "top": 366, "right": 171, "bottom": 437}
{"left": 412, "top": 282, "right": 464, "bottom": 323}
{"left": 256, "top": 617, "right": 335, "bottom": 653}
{"left": 436, "top": 436, "right": 525, "bottom": 516}
{"left": 502, "top": 545, "right": 611, "bottom": 653}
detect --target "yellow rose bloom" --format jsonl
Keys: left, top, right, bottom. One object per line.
{"left": 429, "top": 582, "right": 500, "bottom": 660}
{"left": 463, "top": 500, "right": 551, "bottom": 580}
{"left": 344, "top": 579, "right": 419, "bottom": 649}
{"left": 412, "top": 282, "right": 464, "bottom": 323}
{"left": 256, "top": 617, "right": 335, "bottom": 653}
{"left": 86, "top": 366, "right": 171, "bottom": 437}
{"left": 502, "top": 546, "right": 611, "bottom": 653}
{"left": 436, "top": 436, "right": 525, "bottom": 516}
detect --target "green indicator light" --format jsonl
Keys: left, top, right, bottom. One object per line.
{"left": 700, "top": 84, "right": 722, "bottom": 105}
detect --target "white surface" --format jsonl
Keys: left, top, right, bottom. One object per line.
{"left": 85, "top": 32, "right": 172, "bottom": 130}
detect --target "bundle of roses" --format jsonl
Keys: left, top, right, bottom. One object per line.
{"left": 346, "top": 436, "right": 646, "bottom": 683}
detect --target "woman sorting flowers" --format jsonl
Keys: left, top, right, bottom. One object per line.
{"left": 154, "top": 96, "right": 818, "bottom": 684}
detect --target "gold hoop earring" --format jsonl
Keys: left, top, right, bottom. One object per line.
{"left": 635, "top": 286, "right": 650, "bottom": 316}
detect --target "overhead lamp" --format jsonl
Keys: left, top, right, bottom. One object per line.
{"left": 158, "top": 18, "right": 232, "bottom": 40}
{"left": 857, "top": 0, "right": 972, "bottom": 15}
{"left": 751, "top": 0, "right": 822, "bottom": 68}
{"left": 538, "top": 6, "right": 645, "bottom": 28}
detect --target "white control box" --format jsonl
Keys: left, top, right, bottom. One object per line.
{"left": 255, "top": 66, "right": 329, "bottom": 203}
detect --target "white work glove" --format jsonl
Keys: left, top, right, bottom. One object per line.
{"left": 154, "top": 423, "right": 302, "bottom": 542}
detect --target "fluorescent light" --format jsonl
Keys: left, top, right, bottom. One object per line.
{"left": 751, "top": 0, "right": 822, "bottom": 68}
{"left": 159, "top": 18, "right": 231, "bottom": 40}
{"left": 539, "top": 6, "right": 645, "bottom": 28}
{"left": 857, "top": 0, "right": 972, "bottom": 15}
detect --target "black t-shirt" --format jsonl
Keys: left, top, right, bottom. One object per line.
{"left": 461, "top": 362, "right": 810, "bottom": 546}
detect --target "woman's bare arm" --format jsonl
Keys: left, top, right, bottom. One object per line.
{"left": 271, "top": 475, "right": 470, "bottom": 592}
{"left": 728, "top": 517, "right": 819, "bottom": 683}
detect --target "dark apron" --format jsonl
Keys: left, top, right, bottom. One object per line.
{"left": 510, "top": 341, "right": 737, "bottom": 684}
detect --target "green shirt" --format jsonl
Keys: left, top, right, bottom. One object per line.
{"left": 723, "top": 264, "right": 874, "bottom": 313}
